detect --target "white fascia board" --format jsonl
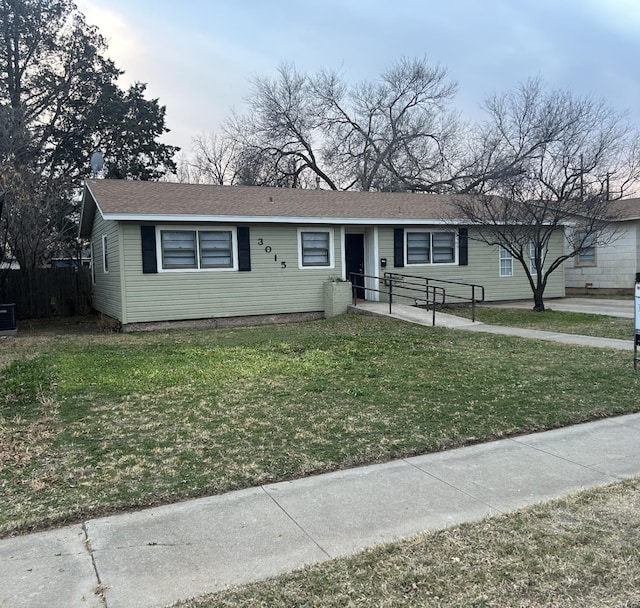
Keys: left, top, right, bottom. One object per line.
{"left": 102, "top": 213, "right": 463, "bottom": 225}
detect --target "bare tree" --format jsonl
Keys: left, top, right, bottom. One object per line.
{"left": 223, "top": 64, "right": 337, "bottom": 189}
{"left": 453, "top": 79, "right": 640, "bottom": 311}
{"left": 213, "top": 58, "right": 461, "bottom": 191}
{"left": 0, "top": 163, "right": 62, "bottom": 269}
{"left": 313, "top": 57, "right": 460, "bottom": 191}
{"left": 191, "top": 132, "right": 241, "bottom": 185}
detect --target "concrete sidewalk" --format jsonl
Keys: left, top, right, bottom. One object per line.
{"left": 2, "top": 414, "right": 640, "bottom": 608}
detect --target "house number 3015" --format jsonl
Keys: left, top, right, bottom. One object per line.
{"left": 257, "top": 239, "right": 287, "bottom": 268}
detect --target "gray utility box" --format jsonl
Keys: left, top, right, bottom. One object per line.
{"left": 0, "top": 303, "right": 17, "bottom": 334}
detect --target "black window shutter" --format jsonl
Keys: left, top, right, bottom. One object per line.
{"left": 458, "top": 227, "right": 468, "bottom": 266}
{"left": 393, "top": 228, "right": 404, "bottom": 267}
{"left": 140, "top": 225, "right": 157, "bottom": 273}
{"left": 237, "top": 226, "right": 251, "bottom": 271}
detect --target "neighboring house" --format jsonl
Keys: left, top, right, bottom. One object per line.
{"left": 79, "top": 180, "right": 565, "bottom": 329}
{"left": 565, "top": 198, "right": 640, "bottom": 292}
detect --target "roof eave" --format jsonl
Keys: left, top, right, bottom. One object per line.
{"left": 102, "top": 213, "right": 464, "bottom": 225}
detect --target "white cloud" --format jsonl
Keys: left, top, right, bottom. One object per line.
{"left": 582, "top": 0, "right": 640, "bottom": 36}
{"left": 75, "top": 0, "right": 143, "bottom": 85}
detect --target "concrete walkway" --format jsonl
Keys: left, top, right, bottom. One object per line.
{"left": 2, "top": 299, "right": 638, "bottom": 608}
{"left": 349, "top": 300, "right": 634, "bottom": 350}
{"left": 2, "top": 415, "right": 640, "bottom": 608}
{"left": 482, "top": 297, "right": 634, "bottom": 319}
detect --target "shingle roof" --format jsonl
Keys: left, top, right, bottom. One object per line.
{"left": 83, "top": 179, "right": 461, "bottom": 222}
{"left": 607, "top": 197, "right": 640, "bottom": 221}
{"left": 80, "top": 179, "right": 640, "bottom": 239}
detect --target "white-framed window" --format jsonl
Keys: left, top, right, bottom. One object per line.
{"left": 499, "top": 245, "right": 513, "bottom": 277}
{"left": 576, "top": 231, "right": 596, "bottom": 265}
{"left": 298, "top": 228, "right": 334, "bottom": 269}
{"left": 158, "top": 227, "right": 237, "bottom": 271}
{"left": 199, "top": 231, "right": 233, "bottom": 268}
{"left": 529, "top": 242, "right": 544, "bottom": 275}
{"left": 102, "top": 235, "right": 109, "bottom": 273}
{"left": 406, "top": 231, "right": 456, "bottom": 265}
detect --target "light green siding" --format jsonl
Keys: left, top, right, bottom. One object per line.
{"left": 376, "top": 227, "right": 565, "bottom": 304}
{"left": 92, "top": 220, "right": 565, "bottom": 325}
{"left": 120, "top": 223, "right": 344, "bottom": 324}
{"left": 91, "top": 214, "right": 123, "bottom": 320}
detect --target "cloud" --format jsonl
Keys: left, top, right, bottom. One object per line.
{"left": 582, "top": 0, "right": 640, "bottom": 36}
{"left": 75, "top": 0, "right": 143, "bottom": 84}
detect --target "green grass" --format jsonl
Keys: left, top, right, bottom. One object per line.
{"left": 172, "top": 479, "right": 640, "bottom": 608}
{"left": 452, "top": 306, "right": 633, "bottom": 340}
{"left": 1, "top": 314, "right": 638, "bottom": 537}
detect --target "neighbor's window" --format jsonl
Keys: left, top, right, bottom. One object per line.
{"left": 499, "top": 245, "right": 513, "bottom": 277}
{"left": 529, "top": 241, "right": 545, "bottom": 275}
{"left": 102, "top": 235, "right": 109, "bottom": 273}
{"left": 406, "top": 231, "right": 456, "bottom": 265}
{"left": 299, "top": 230, "right": 333, "bottom": 267}
{"left": 576, "top": 231, "right": 596, "bottom": 265}
{"left": 160, "top": 228, "right": 235, "bottom": 270}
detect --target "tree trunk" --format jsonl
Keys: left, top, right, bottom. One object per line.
{"left": 532, "top": 288, "right": 545, "bottom": 312}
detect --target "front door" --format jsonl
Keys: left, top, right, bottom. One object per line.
{"left": 345, "top": 233, "right": 365, "bottom": 299}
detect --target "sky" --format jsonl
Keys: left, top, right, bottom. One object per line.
{"left": 75, "top": 0, "right": 640, "bottom": 156}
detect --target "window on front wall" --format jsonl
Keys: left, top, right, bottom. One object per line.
{"left": 576, "top": 231, "right": 596, "bottom": 265}
{"left": 406, "top": 231, "right": 455, "bottom": 264}
{"left": 432, "top": 232, "right": 456, "bottom": 263}
{"left": 199, "top": 231, "right": 233, "bottom": 267}
{"left": 160, "top": 229, "right": 234, "bottom": 270}
{"left": 299, "top": 230, "right": 333, "bottom": 267}
{"left": 499, "top": 245, "right": 513, "bottom": 277}
{"left": 407, "top": 232, "right": 430, "bottom": 263}
{"left": 162, "top": 230, "right": 197, "bottom": 268}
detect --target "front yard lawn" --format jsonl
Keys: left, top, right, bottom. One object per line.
{"left": 1, "top": 314, "right": 638, "bottom": 537}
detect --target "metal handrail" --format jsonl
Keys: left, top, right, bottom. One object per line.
{"left": 349, "top": 272, "right": 446, "bottom": 326}
{"left": 384, "top": 272, "right": 485, "bottom": 322}
{"left": 348, "top": 272, "right": 484, "bottom": 324}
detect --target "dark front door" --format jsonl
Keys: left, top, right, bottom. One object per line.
{"left": 345, "top": 233, "right": 365, "bottom": 299}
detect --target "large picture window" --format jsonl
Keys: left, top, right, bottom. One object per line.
{"left": 160, "top": 228, "right": 235, "bottom": 271}
{"left": 298, "top": 229, "right": 334, "bottom": 268}
{"left": 406, "top": 231, "right": 456, "bottom": 265}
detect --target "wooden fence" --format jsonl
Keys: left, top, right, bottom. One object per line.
{"left": 0, "top": 268, "right": 93, "bottom": 319}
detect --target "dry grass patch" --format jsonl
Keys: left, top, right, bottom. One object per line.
{"left": 174, "top": 479, "right": 640, "bottom": 608}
